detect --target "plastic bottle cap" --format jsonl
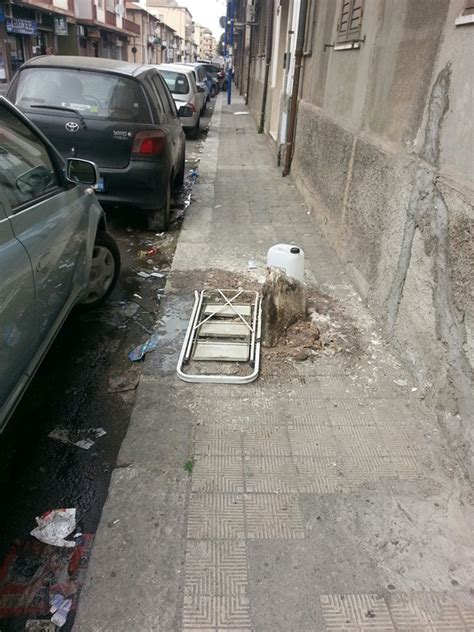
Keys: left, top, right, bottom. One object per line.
{"left": 290, "top": 247, "right": 300, "bottom": 254}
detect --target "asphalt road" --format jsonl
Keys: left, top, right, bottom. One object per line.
{"left": 0, "top": 101, "right": 214, "bottom": 632}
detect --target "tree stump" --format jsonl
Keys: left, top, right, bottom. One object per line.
{"left": 261, "top": 268, "right": 307, "bottom": 347}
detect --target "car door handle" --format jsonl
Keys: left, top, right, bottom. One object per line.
{"left": 36, "top": 250, "right": 51, "bottom": 272}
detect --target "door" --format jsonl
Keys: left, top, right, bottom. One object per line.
{"left": 0, "top": 101, "right": 88, "bottom": 347}
{"left": 0, "top": 202, "right": 36, "bottom": 427}
{"left": 269, "top": 0, "right": 289, "bottom": 140}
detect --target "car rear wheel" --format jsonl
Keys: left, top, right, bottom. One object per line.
{"left": 81, "top": 231, "right": 120, "bottom": 308}
{"left": 147, "top": 178, "right": 171, "bottom": 232}
{"left": 187, "top": 116, "right": 200, "bottom": 140}
{"left": 175, "top": 153, "right": 186, "bottom": 187}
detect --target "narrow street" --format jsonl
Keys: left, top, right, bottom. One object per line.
{"left": 0, "top": 103, "right": 215, "bottom": 632}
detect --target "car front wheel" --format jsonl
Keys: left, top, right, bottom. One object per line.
{"left": 81, "top": 230, "right": 120, "bottom": 308}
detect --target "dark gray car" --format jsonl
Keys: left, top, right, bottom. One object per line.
{"left": 0, "top": 96, "right": 120, "bottom": 432}
{"left": 7, "top": 56, "right": 192, "bottom": 231}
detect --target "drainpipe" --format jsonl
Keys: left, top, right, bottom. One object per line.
{"left": 282, "top": 0, "right": 308, "bottom": 176}
{"left": 245, "top": 18, "right": 254, "bottom": 105}
{"left": 258, "top": 0, "right": 274, "bottom": 134}
{"left": 239, "top": 12, "right": 246, "bottom": 96}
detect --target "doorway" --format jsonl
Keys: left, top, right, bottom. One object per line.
{"left": 269, "top": 0, "right": 289, "bottom": 140}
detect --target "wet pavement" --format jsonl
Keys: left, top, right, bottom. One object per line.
{"left": 0, "top": 102, "right": 214, "bottom": 631}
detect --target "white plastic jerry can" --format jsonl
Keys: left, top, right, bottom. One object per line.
{"left": 266, "top": 243, "right": 305, "bottom": 283}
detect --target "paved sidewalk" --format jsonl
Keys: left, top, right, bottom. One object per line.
{"left": 75, "top": 95, "right": 474, "bottom": 631}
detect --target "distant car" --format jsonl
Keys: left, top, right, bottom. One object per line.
{"left": 198, "top": 61, "right": 226, "bottom": 91}
{"left": 0, "top": 96, "right": 120, "bottom": 432}
{"left": 207, "top": 72, "right": 219, "bottom": 98}
{"left": 178, "top": 63, "right": 210, "bottom": 112}
{"left": 158, "top": 64, "right": 202, "bottom": 139}
{"left": 7, "top": 56, "right": 193, "bottom": 231}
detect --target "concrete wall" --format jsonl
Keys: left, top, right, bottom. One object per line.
{"left": 290, "top": 0, "right": 474, "bottom": 473}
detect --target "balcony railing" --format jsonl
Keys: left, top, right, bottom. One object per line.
{"left": 122, "top": 17, "right": 140, "bottom": 35}
{"left": 105, "top": 10, "right": 116, "bottom": 26}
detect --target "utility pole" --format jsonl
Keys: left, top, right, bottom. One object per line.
{"left": 227, "top": 0, "right": 235, "bottom": 104}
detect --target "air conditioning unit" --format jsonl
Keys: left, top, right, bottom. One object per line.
{"left": 246, "top": 5, "right": 255, "bottom": 23}
{"left": 4, "top": 3, "right": 13, "bottom": 18}
{"left": 35, "top": 10, "right": 43, "bottom": 23}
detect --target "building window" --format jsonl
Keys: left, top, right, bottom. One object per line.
{"left": 303, "top": 0, "right": 316, "bottom": 56}
{"left": 455, "top": 0, "right": 474, "bottom": 26}
{"left": 336, "top": 0, "right": 363, "bottom": 45}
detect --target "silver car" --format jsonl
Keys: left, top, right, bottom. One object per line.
{"left": 158, "top": 64, "right": 202, "bottom": 139}
{"left": 0, "top": 97, "right": 120, "bottom": 432}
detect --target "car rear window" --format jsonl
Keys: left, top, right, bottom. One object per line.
{"left": 160, "top": 70, "right": 190, "bottom": 96}
{"left": 12, "top": 68, "right": 150, "bottom": 122}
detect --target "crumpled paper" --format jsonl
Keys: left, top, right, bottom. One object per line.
{"left": 31, "top": 509, "right": 76, "bottom": 548}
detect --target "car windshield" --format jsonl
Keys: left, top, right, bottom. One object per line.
{"left": 160, "top": 70, "right": 190, "bottom": 96}
{"left": 12, "top": 68, "right": 149, "bottom": 122}
{"left": 204, "top": 65, "right": 220, "bottom": 75}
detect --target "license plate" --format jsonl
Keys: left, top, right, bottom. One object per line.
{"left": 94, "top": 177, "right": 105, "bottom": 193}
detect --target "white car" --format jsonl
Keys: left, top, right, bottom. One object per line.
{"left": 157, "top": 64, "right": 203, "bottom": 140}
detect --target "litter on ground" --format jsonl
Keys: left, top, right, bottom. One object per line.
{"left": 50, "top": 594, "right": 73, "bottom": 627}
{"left": 31, "top": 509, "right": 77, "bottom": 548}
{"left": 25, "top": 621, "right": 56, "bottom": 632}
{"left": 128, "top": 335, "right": 159, "bottom": 362}
{"left": 48, "top": 426, "right": 106, "bottom": 450}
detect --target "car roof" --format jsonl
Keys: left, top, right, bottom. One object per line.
{"left": 158, "top": 64, "right": 195, "bottom": 75}
{"left": 181, "top": 62, "right": 206, "bottom": 69}
{"left": 20, "top": 55, "right": 151, "bottom": 77}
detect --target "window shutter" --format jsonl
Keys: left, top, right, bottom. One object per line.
{"left": 337, "top": 0, "right": 363, "bottom": 43}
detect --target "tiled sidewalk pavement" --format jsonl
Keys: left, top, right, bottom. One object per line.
{"left": 74, "top": 95, "right": 474, "bottom": 631}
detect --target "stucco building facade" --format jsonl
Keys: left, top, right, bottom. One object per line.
{"left": 237, "top": 0, "right": 474, "bottom": 473}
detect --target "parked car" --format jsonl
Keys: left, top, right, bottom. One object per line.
{"left": 0, "top": 96, "right": 120, "bottom": 432}
{"left": 178, "top": 63, "right": 210, "bottom": 112}
{"left": 157, "top": 64, "right": 202, "bottom": 140}
{"left": 207, "top": 72, "right": 219, "bottom": 98}
{"left": 198, "top": 61, "right": 226, "bottom": 91}
{"left": 7, "top": 56, "right": 192, "bottom": 231}
{"left": 198, "top": 61, "right": 226, "bottom": 92}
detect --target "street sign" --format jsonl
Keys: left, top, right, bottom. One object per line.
{"left": 6, "top": 17, "right": 37, "bottom": 35}
{"left": 54, "top": 17, "right": 68, "bottom": 36}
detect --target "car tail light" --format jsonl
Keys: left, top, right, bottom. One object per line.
{"left": 186, "top": 102, "right": 196, "bottom": 113}
{"left": 132, "top": 130, "right": 167, "bottom": 155}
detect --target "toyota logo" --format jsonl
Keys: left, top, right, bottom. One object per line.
{"left": 65, "top": 121, "right": 80, "bottom": 133}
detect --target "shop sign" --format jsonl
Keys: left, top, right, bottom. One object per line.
{"left": 87, "top": 28, "right": 100, "bottom": 39}
{"left": 6, "top": 17, "right": 38, "bottom": 35}
{"left": 54, "top": 17, "right": 68, "bottom": 36}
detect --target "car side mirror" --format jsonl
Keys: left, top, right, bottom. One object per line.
{"left": 66, "top": 158, "right": 99, "bottom": 186}
{"left": 178, "top": 105, "right": 194, "bottom": 118}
